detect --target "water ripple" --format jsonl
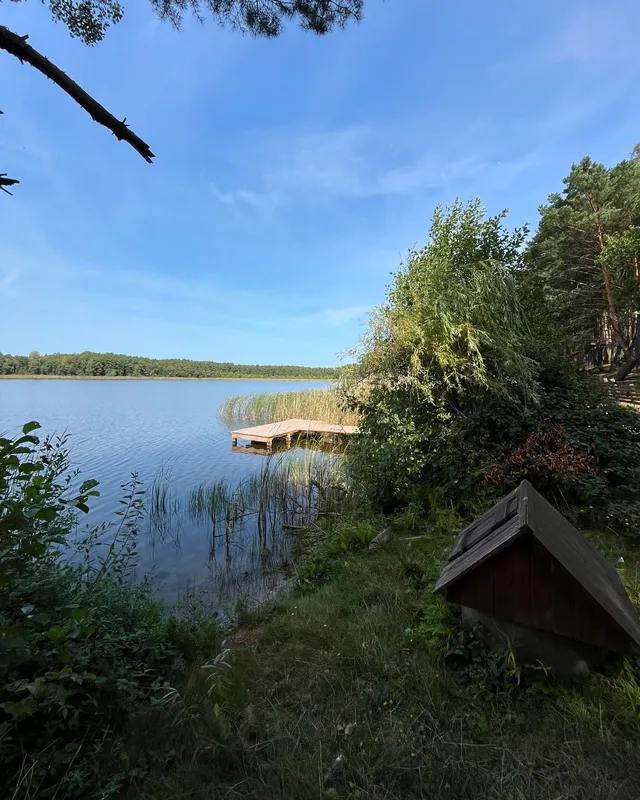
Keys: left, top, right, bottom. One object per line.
{"left": 1, "top": 378, "right": 330, "bottom": 605}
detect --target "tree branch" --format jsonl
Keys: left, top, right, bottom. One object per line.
{"left": 0, "top": 173, "right": 20, "bottom": 195}
{"left": 0, "top": 25, "right": 154, "bottom": 163}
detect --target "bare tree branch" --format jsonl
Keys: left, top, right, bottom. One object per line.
{"left": 0, "top": 25, "right": 154, "bottom": 163}
{"left": 0, "top": 173, "right": 20, "bottom": 195}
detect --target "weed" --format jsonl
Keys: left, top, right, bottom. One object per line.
{"left": 218, "top": 388, "right": 359, "bottom": 427}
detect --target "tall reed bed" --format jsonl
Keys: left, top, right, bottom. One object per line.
{"left": 148, "top": 451, "right": 352, "bottom": 610}
{"left": 186, "top": 451, "right": 350, "bottom": 542}
{"left": 217, "top": 388, "right": 359, "bottom": 427}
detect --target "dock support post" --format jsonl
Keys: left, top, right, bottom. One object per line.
{"left": 231, "top": 437, "right": 237, "bottom": 447}
{"left": 286, "top": 433, "right": 292, "bottom": 448}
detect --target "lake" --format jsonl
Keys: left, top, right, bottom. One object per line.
{"left": 0, "top": 378, "right": 331, "bottom": 611}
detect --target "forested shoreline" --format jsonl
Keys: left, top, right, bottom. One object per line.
{"left": 0, "top": 351, "right": 339, "bottom": 380}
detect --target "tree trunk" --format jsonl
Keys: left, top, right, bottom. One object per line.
{"left": 614, "top": 313, "right": 640, "bottom": 381}
{"left": 594, "top": 220, "right": 627, "bottom": 352}
{"left": 614, "top": 355, "right": 638, "bottom": 382}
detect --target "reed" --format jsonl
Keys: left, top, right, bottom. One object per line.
{"left": 186, "top": 451, "right": 350, "bottom": 538}
{"left": 217, "top": 388, "right": 359, "bottom": 427}
{"left": 148, "top": 451, "right": 351, "bottom": 554}
{"left": 146, "top": 450, "right": 352, "bottom": 613}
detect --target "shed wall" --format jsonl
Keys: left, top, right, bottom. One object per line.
{"left": 445, "top": 533, "right": 629, "bottom": 652}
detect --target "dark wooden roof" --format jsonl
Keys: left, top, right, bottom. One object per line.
{"left": 434, "top": 480, "right": 640, "bottom": 647}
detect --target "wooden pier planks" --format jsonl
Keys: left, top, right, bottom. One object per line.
{"left": 231, "top": 418, "right": 357, "bottom": 450}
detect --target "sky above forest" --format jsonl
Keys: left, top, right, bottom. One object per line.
{"left": 1, "top": 0, "right": 640, "bottom": 366}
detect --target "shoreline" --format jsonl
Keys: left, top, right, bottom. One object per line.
{"left": 0, "top": 374, "right": 330, "bottom": 382}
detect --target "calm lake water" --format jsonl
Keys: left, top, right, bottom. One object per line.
{"left": 0, "top": 379, "right": 330, "bottom": 610}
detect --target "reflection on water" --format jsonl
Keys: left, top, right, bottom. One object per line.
{"left": 0, "top": 378, "right": 337, "bottom": 611}
{"left": 145, "top": 450, "right": 349, "bottom": 615}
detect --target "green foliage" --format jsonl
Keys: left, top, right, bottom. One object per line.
{"left": 348, "top": 199, "right": 535, "bottom": 511}
{"left": 0, "top": 350, "right": 340, "bottom": 380}
{"left": 347, "top": 199, "right": 640, "bottom": 530}
{"left": 124, "top": 532, "right": 640, "bottom": 800}
{"left": 165, "top": 616, "right": 222, "bottom": 664}
{"left": 409, "top": 594, "right": 457, "bottom": 653}
{"left": 359, "top": 199, "right": 534, "bottom": 409}
{"left": 524, "top": 148, "right": 640, "bottom": 360}
{"left": 18, "top": 0, "right": 363, "bottom": 43}
{"left": 0, "top": 424, "right": 220, "bottom": 799}
{"left": 296, "top": 518, "right": 378, "bottom": 590}
{"left": 46, "top": 0, "right": 123, "bottom": 44}
{"left": 150, "top": 0, "right": 363, "bottom": 37}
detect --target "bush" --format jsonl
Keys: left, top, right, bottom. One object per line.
{"left": 0, "top": 423, "right": 219, "bottom": 799}
{"left": 347, "top": 200, "right": 640, "bottom": 530}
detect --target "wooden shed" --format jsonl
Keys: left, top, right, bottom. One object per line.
{"left": 434, "top": 480, "right": 640, "bottom": 667}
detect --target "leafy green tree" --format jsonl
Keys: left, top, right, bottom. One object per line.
{"left": 348, "top": 199, "right": 640, "bottom": 530}
{"left": 359, "top": 199, "right": 533, "bottom": 409}
{"left": 525, "top": 149, "right": 640, "bottom": 365}
{"left": 348, "top": 199, "right": 533, "bottom": 508}
{"left": 27, "top": 350, "right": 41, "bottom": 375}
{"left": 0, "top": 350, "right": 340, "bottom": 379}
{"left": 1, "top": 0, "right": 364, "bottom": 192}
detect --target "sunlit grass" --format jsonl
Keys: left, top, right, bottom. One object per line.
{"left": 218, "top": 388, "right": 359, "bottom": 427}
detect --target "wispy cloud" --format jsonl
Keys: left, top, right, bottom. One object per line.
{"left": 0, "top": 265, "right": 23, "bottom": 297}
{"left": 0, "top": 247, "right": 364, "bottom": 363}
{"left": 1, "top": 239, "right": 366, "bottom": 334}
{"left": 312, "top": 305, "right": 371, "bottom": 327}
{"left": 209, "top": 182, "right": 278, "bottom": 210}
{"left": 285, "top": 304, "right": 371, "bottom": 328}
{"left": 209, "top": 123, "right": 495, "bottom": 211}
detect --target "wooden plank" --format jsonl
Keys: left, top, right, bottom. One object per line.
{"left": 440, "top": 481, "right": 640, "bottom": 648}
{"left": 448, "top": 484, "right": 520, "bottom": 562}
{"left": 434, "top": 516, "right": 524, "bottom": 593}
{"left": 492, "top": 534, "right": 532, "bottom": 623}
{"left": 530, "top": 493, "right": 640, "bottom": 645}
{"left": 529, "top": 537, "right": 554, "bottom": 631}
{"left": 231, "top": 418, "right": 358, "bottom": 447}
{"left": 530, "top": 538, "right": 629, "bottom": 651}
{"left": 449, "top": 536, "right": 533, "bottom": 623}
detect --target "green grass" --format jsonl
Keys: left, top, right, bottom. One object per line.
{"left": 218, "top": 388, "right": 359, "bottom": 427}
{"left": 119, "top": 515, "right": 640, "bottom": 800}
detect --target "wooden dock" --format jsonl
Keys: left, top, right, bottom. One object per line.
{"left": 231, "top": 418, "right": 358, "bottom": 451}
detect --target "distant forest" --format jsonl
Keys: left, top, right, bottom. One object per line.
{"left": 0, "top": 351, "right": 340, "bottom": 380}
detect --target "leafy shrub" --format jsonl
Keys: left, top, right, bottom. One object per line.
{"left": 486, "top": 422, "right": 595, "bottom": 485}
{"left": 409, "top": 596, "right": 457, "bottom": 653}
{"left": 0, "top": 423, "right": 219, "bottom": 799}
{"left": 347, "top": 200, "right": 640, "bottom": 531}
{"left": 296, "top": 519, "right": 377, "bottom": 590}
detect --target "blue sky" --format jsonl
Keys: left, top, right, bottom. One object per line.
{"left": 1, "top": 0, "right": 639, "bottom": 366}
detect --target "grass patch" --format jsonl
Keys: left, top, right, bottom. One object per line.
{"left": 122, "top": 515, "right": 640, "bottom": 800}
{"left": 218, "top": 388, "right": 359, "bottom": 427}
